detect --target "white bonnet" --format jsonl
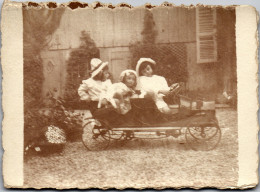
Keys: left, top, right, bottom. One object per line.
{"left": 136, "top": 58, "right": 156, "bottom": 76}
{"left": 119, "top": 69, "right": 137, "bottom": 82}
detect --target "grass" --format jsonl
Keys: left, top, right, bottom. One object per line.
{"left": 24, "top": 108, "right": 238, "bottom": 189}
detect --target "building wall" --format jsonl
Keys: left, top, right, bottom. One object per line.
{"left": 47, "top": 7, "right": 196, "bottom": 50}
{"left": 41, "top": 50, "right": 70, "bottom": 98}
{"left": 41, "top": 7, "right": 197, "bottom": 97}
{"left": 216, "top": 8, "right": 237, "bottom": 94}
{"left": 186, "top": 42, "right": 218, "bottom": 92}
{"left": 41, "top": 42, "right": 219, "bottom": 98}
{"left": 186, "top": 8, "right": 236, "bottom": 94}
{"left": 99, "top": 47, "right": 131, "bottom": 81}
{"left": 40, "top": 7, "right": 236, "bottom": 98}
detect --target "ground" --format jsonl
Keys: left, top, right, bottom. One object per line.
{"left": 24, "top": 108, "right": 238, "bottom": 189}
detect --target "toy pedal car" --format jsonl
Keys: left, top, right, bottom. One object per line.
{"left": 81, "top": 96, "right": 221, "bottom": 151}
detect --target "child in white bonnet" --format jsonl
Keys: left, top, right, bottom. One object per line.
{"left": 119, "top": 69, "right": 145, "bottom": 98}
{"left": 136, "top": 58, "right": 180, "bottom": 114}
{"left": 104, "top": 69, "right": 144, "bottom": 114}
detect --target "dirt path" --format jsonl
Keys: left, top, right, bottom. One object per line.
{"left": 24, "top": 108, "right": 238, "bottom": 189}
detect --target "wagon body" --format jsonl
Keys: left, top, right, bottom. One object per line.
{"left": 81, "top": 97, "right": 221, "bottom": 151}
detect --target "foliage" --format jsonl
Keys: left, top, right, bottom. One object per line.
{"left": 24, "top": 92, "right": 83, "bottom": 156}
{"left": 141, "top": 9, "right": 158, "bottom": 44}
{"left": 23, "top": 8, "right": 69, "bottom": 155}
{"left": 23, "top": 7, "right": 65, "bottom": 111}
{"left": 64, "top": 31, "right": 100, "bottom": 103}
{"left": 130, "top": 9, "right": 187, "bottom": 85}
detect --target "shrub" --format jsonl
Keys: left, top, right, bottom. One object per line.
{"left": 24, "top": 92, "right": 83, "bottom": 156}
{"left": 23, "top": 8, "right": 66, "bottom": 155}
{"left": 64, "top": 31, "right": 100, "bottom": 103}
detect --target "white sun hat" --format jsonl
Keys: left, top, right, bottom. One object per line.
{"left": 135, "top": 58, "right": 156, "bottom": 76}
{"left": 119, "top": 69, "right": 137, "bottom": 82}
{"left": 90, "top": 58, "right": 108, "bottom": 78}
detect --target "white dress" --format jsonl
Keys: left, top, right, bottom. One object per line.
{"left": 138, "top": 75, "right": 170, "bottom": 111}
{"left": 103, "top": 82, "right": 132, "bottom": 114}
{"left": 78, "top": 78, "right": 112, "bottom": 102}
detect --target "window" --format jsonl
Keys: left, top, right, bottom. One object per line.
{"left": 196, "top": 7, "right": 217, "bottom": 63}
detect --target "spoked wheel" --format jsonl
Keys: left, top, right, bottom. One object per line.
{"left": 185, "top": 120, "right": 221, "bottom": 151}
{"left": 82, "top": 119, "right": 111, "bottom": 151}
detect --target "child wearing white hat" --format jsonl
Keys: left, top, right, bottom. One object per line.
{"left": 78, "top": 58, "right": 112, "bottom": 108}
{"left": 136, "top": 58, "right": 180, "bottom": 114}
{"left": 103, "top": 69, "right": 144, "bottom": 115}
{"left": 119, "top": 69, "right": 145, "bottom": 98}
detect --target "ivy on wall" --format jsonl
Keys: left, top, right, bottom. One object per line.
{"left": 64, "top": 31, "right": 99, "bottom": 103}
{"left": 130, "top": 9, "right": 187, "bottom": 85}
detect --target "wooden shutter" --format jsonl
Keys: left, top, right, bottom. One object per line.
{"left": 196, "top": 7, "right": 217, "bottom": 63}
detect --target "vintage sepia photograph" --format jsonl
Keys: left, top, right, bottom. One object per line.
{"left": 4, "top": 0, "right": 260, "bottom": 188}
{"left": 21, "top": 4, "right": 239, "bottom": 188}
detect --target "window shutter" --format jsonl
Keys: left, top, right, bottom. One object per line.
{"left": 196, "top": 7, "right": 217, "bottom": 63}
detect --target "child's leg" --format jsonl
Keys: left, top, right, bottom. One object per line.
{"left": 157, "top": 99, "right": 177, "bottom": 115}
{"left": 160, "top": 106, "right": 171, "bottom": 114}
{"left": 160, "top": 106, "right": 178, "bottom": 115}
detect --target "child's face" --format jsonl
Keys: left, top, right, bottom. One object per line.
{"left": 102, "top": 69, "right": 110, "bottom": 80}
{"left": 124, "top": 74, "right": 136, "bottom": 88}
{"left": 141, "top": 65, "right": 153, "bottom": 77}
{"left": 96, "top": 67, "right": 109, "bottom": 81}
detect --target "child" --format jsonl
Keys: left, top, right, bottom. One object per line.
{"left": 78, "top": 58, "right": 126, "bottom": 128}
{"left": 103, "top": 69, "right": 145, "bottom": 115}
{"left": 136, "top": 58, "right": 180, "bottom": 114}
{"left": 78, "top": 58, "right": 112, "bottom": 108}
{"left": 119, "top": 69, "right": 145, "bottom": 98}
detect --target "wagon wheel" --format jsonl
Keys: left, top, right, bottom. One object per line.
{"left": 82, "top": 119, "right": 111, "bottom": 151}
{"left": 185, "top": 121, "right": 221, "bottom": 151}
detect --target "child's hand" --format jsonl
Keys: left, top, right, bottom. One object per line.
{"left": 126, "top": 90, "right": 133, "bottom": 97}
{"left": 135, "top": 90, "right": 141, "bottom": 95}
{"left": 101, "top": 99, "right": 108, "bottom": 107}
{"left": 170, "top": 83, "right": 179, "bottom": 90}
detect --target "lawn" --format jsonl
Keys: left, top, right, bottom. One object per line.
{"left": 24, "top": 108, "right": 238, "bottom": 189}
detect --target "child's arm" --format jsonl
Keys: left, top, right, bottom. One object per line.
{"left": 78, "top": 82, "right": 91, "bottom": 101}
{"left": 98, "top": 81, "right": 113, "bottom": 108}
{"left": 101, "top": 83, "right": 121, "bottom": 109}
{"left": 158, "top": 76, "right": 171, "bottom": 96}
{"left": 97, "top": 93, "right": 109, "bottom": 108}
